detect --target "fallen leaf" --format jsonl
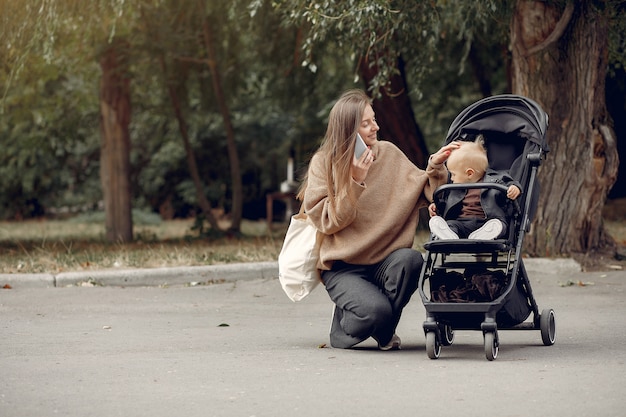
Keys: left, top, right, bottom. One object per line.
{"left": 559, "top": 280, "right": 594, "bottom": 287}
{"left": 218, "top": 323, "right": 230, "bottom": 327}
{"left": 2, "top": 284, "right": 12, "bottom": 289}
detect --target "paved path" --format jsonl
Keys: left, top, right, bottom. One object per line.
{"left": 1, "top": 259, "right": 625, "bottom": 417}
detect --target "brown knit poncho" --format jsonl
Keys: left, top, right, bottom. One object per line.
{"left": 303, "top": 140, "right": 448, "bottom": 271}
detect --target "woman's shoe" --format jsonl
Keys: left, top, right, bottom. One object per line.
{"left": 378, "top": 333, "right": 401, "bottom": 351}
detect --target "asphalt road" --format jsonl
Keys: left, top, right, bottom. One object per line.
{"left": 1, "top": 260, "right": 624, "bottom": 417}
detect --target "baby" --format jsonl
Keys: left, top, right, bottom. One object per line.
{"left": 428, "top": 137, "right": 521, "bottom": 240}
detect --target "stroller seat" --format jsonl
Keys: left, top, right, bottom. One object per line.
{"left": 417, "top": 95, "right": 556, "bottom": 361}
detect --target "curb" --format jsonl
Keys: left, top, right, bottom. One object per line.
{"left": 0, "top": 262, "right": 279, "bottom": 289}
{"left": 0, "top": 258, "right": 583, "bottom": 290}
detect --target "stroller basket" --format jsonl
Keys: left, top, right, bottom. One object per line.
{"left": 417, "top": 95, "right": 556, "bottom": 361}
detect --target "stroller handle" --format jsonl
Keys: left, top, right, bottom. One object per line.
{"left": 432, "top": 183, "right": 522, "bottom": 216}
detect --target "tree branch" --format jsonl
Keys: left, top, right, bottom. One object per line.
{"left": 524, "top": 1, "right": 575, "bottom": 57}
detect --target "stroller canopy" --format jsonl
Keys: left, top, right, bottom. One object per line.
{"left": 445, "top": 95, "right": 549, "bottom": 152}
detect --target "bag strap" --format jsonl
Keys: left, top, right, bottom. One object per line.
{"left": 294, "top": 200, "right": 307, "bottom": 220}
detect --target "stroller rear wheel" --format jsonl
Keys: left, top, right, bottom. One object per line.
{"left": 484, "top": 331, "right": 499, "bottom": 361}
{"left": 426, "top": 331, "right": 441, "bottom": 359}
{"left": 540, "top": 308, "right": 556, "bottom": 346}
{"left": 440, "top": 324, "right": 455, "bottom": 346}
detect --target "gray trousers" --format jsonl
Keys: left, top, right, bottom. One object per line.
{"left": 321, "top": 248, "right": 422, "bottom": 348}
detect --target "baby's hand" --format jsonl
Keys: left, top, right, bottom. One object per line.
{"left": 507, "top": 185, "right": 521, "bottom": 200}
{"left": 428, "top": 202, "right": 437, "bottom": 217}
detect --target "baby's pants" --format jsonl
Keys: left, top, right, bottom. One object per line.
{"left": 321, "top": 248, "right": 422, "bottom": 349}
{"left": 447, "top": 218, "right": 508, "bottom": 239}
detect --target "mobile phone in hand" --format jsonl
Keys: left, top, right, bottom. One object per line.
{"left": 355, "top": 133, "right": 367, "bottom": 159}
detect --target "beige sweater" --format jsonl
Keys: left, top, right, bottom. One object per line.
{"left": 303, "top": 140, "right": 448, "bottom": 270}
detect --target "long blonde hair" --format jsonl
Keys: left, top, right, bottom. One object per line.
{"left": 298, "top": 89, "right": 370, "bottom": 215}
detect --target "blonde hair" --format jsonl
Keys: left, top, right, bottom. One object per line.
{"left": 448, "top": 136, "right": 489, "bottom": 178}
{"left": 298, "top": 90, "right": 371, "bottom": 218}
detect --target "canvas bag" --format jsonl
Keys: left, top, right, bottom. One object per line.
{"left": 278, "top": 206, "right": 323, "bottom": 302}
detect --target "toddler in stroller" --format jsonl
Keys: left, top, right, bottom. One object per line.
{"left": 428, "top": 136, "right": 522, "bottom": 240}
{"left": 417, "top": 94, "right": 556, "bottom": 361}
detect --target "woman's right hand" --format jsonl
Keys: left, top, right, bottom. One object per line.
{"left": 351, "top": 147, "right": 375, "bottom": 184}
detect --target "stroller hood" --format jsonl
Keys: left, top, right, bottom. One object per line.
{"left": 445, "top": 94, "right": 549, "bottom": 152}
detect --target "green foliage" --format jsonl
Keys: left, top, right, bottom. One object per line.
{"left": 1, "top": 0, "right": 624, "bottom": 224}
{"left": 607, "top": 0, "right": 626, "bottom": 76}
{"left": 270, "top": 0, "right": 512, "bottom": 150}
{"left": 271, "top": 0, "right": 504, "bottom": 96}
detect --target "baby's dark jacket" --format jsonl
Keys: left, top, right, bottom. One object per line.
{"left": 436, "top": 169, "right": 522, "bottom": 223}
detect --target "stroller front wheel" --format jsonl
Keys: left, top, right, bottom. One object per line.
{"left": 426, "top": 331, "right": 441, "bottom": 359}
{"left": 540, "top": 308, "right": 556, "bottom": 346}
{"left": 484, "top": 331, "right": 499, "bottom": 361}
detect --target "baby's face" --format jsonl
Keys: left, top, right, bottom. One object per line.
{"left": 446, "top": 158, "right": 473, "bottom": 183}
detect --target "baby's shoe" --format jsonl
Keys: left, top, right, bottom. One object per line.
{"left": 429, "top": 216, "right": 459, "bottom": 240}
{"left": 468, "top": 219, "right": 503, "bottom": 240}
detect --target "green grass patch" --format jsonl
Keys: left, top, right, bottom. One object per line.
{"left": 0, "top": 217, "right": 284, "bottom": 274}
{"left": 0, "top": 214, "right": 623, "bottom": 274}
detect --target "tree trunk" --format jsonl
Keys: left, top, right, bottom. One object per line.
{"left": 510, "top": 1, "right": 619, "bottom": 258}
{"left": 99, "top": 41, "right": 133, "bottom": 243}
{"left": 201, "top": 13, "right": 243, "bottom": 233}
{"left": 160, "top": 56, "right": 222, "bottom": 232}
{"left": 358, "top": 56, "right": 429, "bottom": 168}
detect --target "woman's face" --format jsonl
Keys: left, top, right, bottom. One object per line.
{"left": 358, "top": 104, "right": 379, "bottom": 147}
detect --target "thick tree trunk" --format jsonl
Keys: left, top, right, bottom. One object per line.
{"left": 510, "top": 1, "right": 619, "bottom": 258}
{"left": 358, "top": 56, "right": 429, "bottom": 168}
{"left": 99, "top": 41, "right": 133, "bottom": 243}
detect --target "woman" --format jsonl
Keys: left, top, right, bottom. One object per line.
{"left": 299, "top": 89, "right": 458, "bottom": 349}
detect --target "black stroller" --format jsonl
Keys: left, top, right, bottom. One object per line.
{"left": 417, "top": 94, "right": 556, "bottom": 361}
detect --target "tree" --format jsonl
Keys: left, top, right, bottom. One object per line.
{"left": 510, "top": 0, "right": 620, "bottom": 259}
{"left": 272, "top": 0, "right": 447, "bottom": 165}
{"left": 198, "top": 5, "right": 243, "bottom": 232}
{"left": 275, "top": 0, "right": 625, "bottom": 262}
{"left": 0, "top": 0, "right": 134, "bottom": 234}
{"left": 99, "top": 39, "right": 133, "bottom": 242}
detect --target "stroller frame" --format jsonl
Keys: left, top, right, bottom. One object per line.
{"left": 417, "top": 95, "right": 556, "bottom": 361}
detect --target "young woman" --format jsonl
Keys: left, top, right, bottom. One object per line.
{"left": 299, "top": 89, "right": 458, "bottom": 349}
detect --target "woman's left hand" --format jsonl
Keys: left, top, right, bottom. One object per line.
{"left": 430, "top": 141, "right": 461, "bottom": 166}
{"left": 428, "top": 202, "right": 437, "bottom": 217}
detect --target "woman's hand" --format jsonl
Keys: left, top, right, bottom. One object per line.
{"left": 430, "top": 141, "right": 461, "bottom": 166}
{"left": 351, "top": 147, "right": 375, "bottom": 184}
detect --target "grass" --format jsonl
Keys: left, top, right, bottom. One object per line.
{"left": 0, "top": 218, "right": 285, "bottom": 274}
{"left": 0, "top": 211, "right": 623, "bottom": 274}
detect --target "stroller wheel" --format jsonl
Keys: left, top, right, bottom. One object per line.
{"left": 440, "top": 324, "right": 455, "bottom": 346}
{"left": 484, "top": 331, "right": 499, "bottom": 361}
{"left": 426, "top": 331, "right": 441, "bottom": 359}
{"left": 540, "top": 309, "right": 556, "bottom": 346}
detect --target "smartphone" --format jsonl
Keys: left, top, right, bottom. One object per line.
{"left": 354, "top": 133, "right": 368, "bottom": 159}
